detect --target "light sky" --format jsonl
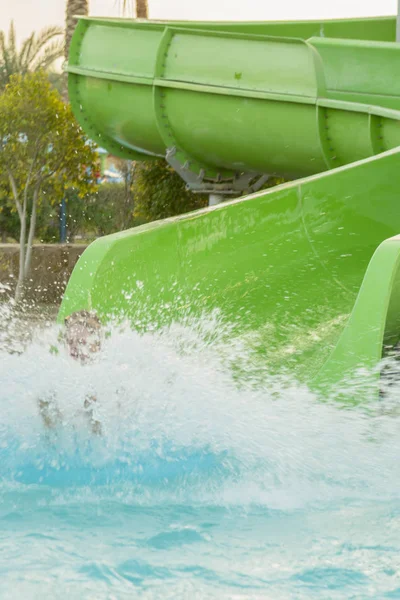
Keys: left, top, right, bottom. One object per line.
{"left": 1, "top": 0, "right": 397, "bottom": 45}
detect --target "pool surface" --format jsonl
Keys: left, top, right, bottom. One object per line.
{"left": 1, "top": 309, "right": 400, "bottom": 599}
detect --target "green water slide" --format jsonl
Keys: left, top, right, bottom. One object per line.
{"left": 60, "top": 15, "right": 400, "bottom": 392}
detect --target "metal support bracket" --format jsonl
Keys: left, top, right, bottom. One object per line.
{"left": 166, "top": 147, "right": 270, "bottom": 196}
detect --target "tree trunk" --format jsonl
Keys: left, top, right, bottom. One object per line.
{"left": 6, "top": 170, "right": 25, "bottom": 301}
{"left": 15, "top": 184, "right": 40, "bottom": 303}
{"left": 136, "top": 0, "right": 148, "bottom": 19}
{"left": 65, "top": 0, "right": 89, "bottom": 61}
{"left": 24, "top": 186, "right": 39, "bottom": 276}
{"left": 15, "top": 209, "right": 27, "bottom": 303}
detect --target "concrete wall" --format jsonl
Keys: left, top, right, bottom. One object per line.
{"left": 0, "top": 244, "right": 87, "bottom": 303}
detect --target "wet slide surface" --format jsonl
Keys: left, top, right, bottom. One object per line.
{"left": 62, "top": 16, "right": 400, "bottom": 389}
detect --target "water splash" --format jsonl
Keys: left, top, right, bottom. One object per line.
{"left": 1, "top": 303, "right": 400, "bottom": 598}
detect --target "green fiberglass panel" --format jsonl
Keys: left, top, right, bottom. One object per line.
{"left": 381, "top": 119, "right": 400, "bottom": 151}
{"left": 164, "top": 92, "right": 325, "bottom": 178}
{"left": 320, "top": 110, "right": 372, "bottom": 166}
{"left": 77, "top": 24, "right": 163, "bottom": 78}
{"left": 77, "top": 79, "right": 164, "bottom": 156}
{"left": 162, "top": 33, "right": 318, "bottom": 97}
{"left": 66, "top": 18, "right": 400, "bottom": 175}
{"left": 310, "top": 38, "right": 400, "bottom": 99}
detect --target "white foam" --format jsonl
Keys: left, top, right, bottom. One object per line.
{"left": 1, "top": 303, "right": 400, "bottom": 507}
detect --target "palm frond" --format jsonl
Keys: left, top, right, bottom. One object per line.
{"left": 0, "top": 32, "right": 8, "bottom": 90}
{"left": 0, "top": 30, "right": 6, "bottom": 62}
{"left": 0, "top": 30, "right": 13, "bottom": 80}
{"left": 24, "top": 26, "right": 63, "bottom": 70}
{"left": 118, "top": 0, "right": 134, "bottom": 17}
{"left": 19, "top": 34, "right": 35, "bottom": 73}
{"left": 0, "top": 23, "right": 64, "bottom": 90}
{"left": 47, "top": 70, "right": 65, "bottom": 95}
{"left": 31, "top": 40, "right": 64, "bottom": 72}
{"left": 7, "top": 21, "right": 18, "bottom": 66}
{"left": 31, "top": 25, "right": 63, "bottom": 48}
{"left": 121, "top": 0, "right": 130, "bottom": 13}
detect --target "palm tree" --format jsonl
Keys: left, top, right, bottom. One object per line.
{"left": 65, "top": 0, "right": 89, "bottom": 63}
{"left": 0, "top": 22, "right": 64, "bottom": 92}
{"left": 135, "top": 0, "right": 149, "bottom": 18}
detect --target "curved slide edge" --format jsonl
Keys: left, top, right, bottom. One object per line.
{"left": 76, "top": 15, "right": 397, "bottom": 43}
{"left": 59, "top": 148, "right": 400, "bottom": 388}
{"left": 313, "top": 234, "right": 400, "bottom": 394}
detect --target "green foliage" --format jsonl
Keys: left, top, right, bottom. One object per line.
{"left": 37, "top": 178, "right": 144, "bottom": 243}
{"left": 86, "top": 182, "right": 145, "bottom": 237}
{"left": 0, "top": 71, "right": 97, "bottom": 201}
{"left": 0, "top": 22, "right": 63, "bottom": 92}
{"left": 105, "top": 158, "right": 136, "bottom": 230}
{"left": 47, "top": 71, "right": 65, "bottom": 96}
{"left": 0, "top": 71, "right": 98, "bottom": 298}
{"left": 64, "top": 188, "right": 91, "bottom": 241}
{"left": 260, "top": 175, "right": 286, "bottom": 190}
{"left": 35, "top": 201, "right": 59, "bottom": 243}
{"left": 35, "top": 185, "right": 94, "bottom": 243}
{"left": 0, "top": 196, "right": 19, "bottom": 241}
{"left": 0, "top": 181, "right": 92, "bottom": 244}
{"left": 134, "top": 160, "right": 207, "bottom": 222}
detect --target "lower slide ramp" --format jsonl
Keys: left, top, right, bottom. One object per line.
{"left": 60, "top": 16, "right": 400, "bottom": 393}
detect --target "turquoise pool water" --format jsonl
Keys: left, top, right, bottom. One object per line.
{"left": 1, "top": 308, "right": 400, "bottom": 599}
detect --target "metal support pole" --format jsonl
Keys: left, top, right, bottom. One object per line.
{"left": 397, "top": 0, "right": 400, "bottom": 42}
{"left": 209, "top": 193, "right": 224, "bottom": 206}
{"left": 60, "top": 197, "right": 67, "bottom": 243}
